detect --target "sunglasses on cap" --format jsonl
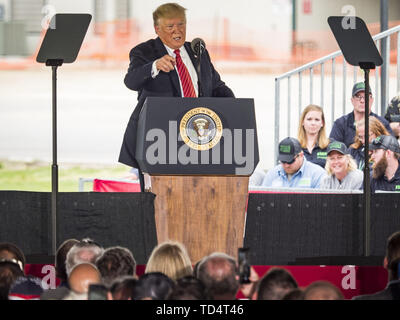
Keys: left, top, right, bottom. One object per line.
{"left": 0, "top": 258, "right": 24, "bottom": 272}
{"left": 371, "top": 139, "right": 386, "bottom": 149}
{"left": 280, "top": 154, "right": 299, "bottom": 165}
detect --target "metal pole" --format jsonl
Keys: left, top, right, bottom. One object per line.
{"left": 380, "top": 0, "right": 389, "bottom": 115}
{"left": 398, "top": 32, "right": 400, "bottom": 93}
{"left": 364, "top": 69, "right": 371, "bottom": 257}
{"left": 51, "top": 65, "right": 58, "bottom": 256}
{"left": 321, "top": 62, "right": 324, "bottom": 108}
{"left": 275, "top": 78, "right": 280, "bottom": 165}
{"left": 310, "top": 67, "right": 313, "bottom": 104}
{"left": 332, "top": 58, "right": 335, "bottom": 127}
{"left": 343, "top": 61, "right": 347, "bottom": 115}
{"left": 288, "top": 76, "right": 291, "bottom": 137}
{"left": 299, "top": 72, "right": 302, "bottom": 118}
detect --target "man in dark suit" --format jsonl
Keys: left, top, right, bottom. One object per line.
{"left": 119, "top": 3, "right": 234, "bottom": 190}
{"left": 353, "top": 231, "right": 400, "bottom": 300}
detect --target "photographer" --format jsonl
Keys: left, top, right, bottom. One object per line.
{"left": 384, "top": 94, "right": 400, "bottom": 139}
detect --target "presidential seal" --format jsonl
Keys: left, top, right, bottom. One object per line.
{"left": 179, "top": 107, "right": 223, "bottom": 151}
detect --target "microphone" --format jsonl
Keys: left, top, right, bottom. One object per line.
{"left": 191, "top": 38, "right": 206, "bottom": 56}
{"left": 190, "top": 38, "right": 205, "bottom": 97}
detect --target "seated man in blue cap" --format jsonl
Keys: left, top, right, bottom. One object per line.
{"left": 370, "top": 135, "right": 400, "bottom": 193}
{"left": 261, "top": 137, "right": 326, "bottom": 189}
{"left": 330, "top": 82, "right": 393, "bottom": 147}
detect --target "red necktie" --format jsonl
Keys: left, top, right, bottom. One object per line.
{"left": 174, "top": 49, "right": 197, "bottom": 97}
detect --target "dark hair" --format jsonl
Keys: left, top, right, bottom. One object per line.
{"left": 385, "top": 231, "right": 400, "bottom": 281}
{"left": 132, "top": 272, "right": 175, "bottom": 300}
{"left": 96, "top": 246, "right": 136, "bottom": 286}
{"left": 55, "top": 239, "right": 79, "bottom": 281}
{"left": 196, "top": 253, "right": 239, "bottom": 299}
{"left": 0, "top": 261, "right": 24, "bottom": 300}
{"left": 387, "top": 231, "right": 400, "bottom": 264}
{"left": 0, "top": 243, "right": 26, "bottom": 270}
{"left": 282, "top": 288, "right": 304, "bottom": 300}
{"left": 257, "top": 268, "right": 298, "bottom": 300}
{"left": 168, "top": 275, "right": 210, "bottom": 300}
{"left": 110, "top": 276, "right": 137, "bottom": 300}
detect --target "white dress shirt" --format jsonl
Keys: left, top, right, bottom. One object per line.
{"left": 151, "top": 44, "right": 199, "bottom": 97}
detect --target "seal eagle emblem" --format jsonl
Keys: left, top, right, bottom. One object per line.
{"left": 179, "top": 107, "right": 223, "bottom": 151}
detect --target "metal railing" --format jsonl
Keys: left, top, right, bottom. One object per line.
{"left": 274, "top": 24, "right": 400, "bottom": 164}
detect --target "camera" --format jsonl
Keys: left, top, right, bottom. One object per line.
{"left": 390, "top": 114, "right": 400, "bottom": 123}
{"left": 238, "top": 247, "right": 251, "bottom": 284}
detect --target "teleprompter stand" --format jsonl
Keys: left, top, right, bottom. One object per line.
{"left": 328, "top": 16, "right": 383, "bottom": 258}
{"left": 36, "top": 14, "right": 91, "bottom": 255}
{"left": 292, "top": 17, "right": 383, "bottom": 266}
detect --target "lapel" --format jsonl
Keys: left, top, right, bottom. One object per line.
{"left": 155, "top": 37, "right": 181, "bottom": 96}
{"left": 185, "top": 42, "right": 201, "bottom": 95}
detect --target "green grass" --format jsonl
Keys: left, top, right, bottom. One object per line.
{"left": 0, "top": 161, "right": 133, "bottom": 192}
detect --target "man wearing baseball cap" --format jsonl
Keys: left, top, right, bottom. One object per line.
{"left": 329, "top": 82, "right": 393, "bottom": 147}
{"left": 320, "top": 141, "right": 363, "bottom": 190}
{"left": 370, "top": 135, "right": 400, "bottom": 192}
{"left": 261, "top": 137, "right": 326, "bottom": 189}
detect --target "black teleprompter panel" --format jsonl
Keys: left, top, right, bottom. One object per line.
{"left": 0, "top": 191, "right": 157, "bottom": 264}
{"left": 245, "top": 193, "right": 400, "bottom": 265}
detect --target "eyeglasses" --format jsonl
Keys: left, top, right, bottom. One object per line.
{"left": 281, "top": 154, "right": 299, "bottom": 165}
{"left": 371, "top": 139, "right": 387, "bottom": 150}
{"left": 353, "top": 94, "right": 372, "bottom": 101}
{"left": 371, "top": 139, "right": 381, "bottom": 146}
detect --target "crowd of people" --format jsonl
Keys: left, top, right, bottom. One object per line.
{"left": 259, "top": 82, "right": 400, "bottom": 193}
{"left": 0, "top": 230, "right": 399, "bottom": 300}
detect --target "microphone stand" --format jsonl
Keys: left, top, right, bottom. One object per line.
{"left": 196, "top": 49, "right": 203, "bottom": 97}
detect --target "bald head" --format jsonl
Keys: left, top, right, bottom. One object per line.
{"left": 197, "top": 253, "right": 239, "bottom": 300}
{"left": 303, "top": 281, "right": 344, "bottom": 300}
{"left": 204, "top": 257, "right": 234, "bottom": 279}
{"left": 68, "top": 263, "right": 101, "bottom": 294}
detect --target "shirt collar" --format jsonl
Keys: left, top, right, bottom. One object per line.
{"left": 392, "top": 160, "right": 400, "bottom": 180}
{"left": 163, "top": 44, "right": 186, "bottom": 58}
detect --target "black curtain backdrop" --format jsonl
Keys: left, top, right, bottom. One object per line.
{"left": 245, "top": 193, "right": 400, "bottom": 265}
{"left": 0, "top": 191, "right": 157, "bottom": 264}
{"left": 2, "top": 191, "right": 400, "bottom": 266}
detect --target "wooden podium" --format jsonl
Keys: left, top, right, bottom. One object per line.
{"left": 149, "top": 175, "right": 248, "bottom": 263}
{"left": 136, "top": 97, "right": 258, "bottom": 263}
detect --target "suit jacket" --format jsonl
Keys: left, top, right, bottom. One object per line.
{"left": 119, "top": 37, "right": 234, "bottom": 168}
{"left": 352, "top": 280, "right": 400, "bottom": 300}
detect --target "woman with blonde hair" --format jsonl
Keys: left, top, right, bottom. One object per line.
{"left": 297, "top": 104, "right": 330, "bottom": 168}
{"left": 320, "top": 141, "right": 363, "bottom": 190}
{"left": 349, "top": 116, "right": 389, "bottom": 170}
{"left": 145, "top": 240, "right": 193, "bottom": 281}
